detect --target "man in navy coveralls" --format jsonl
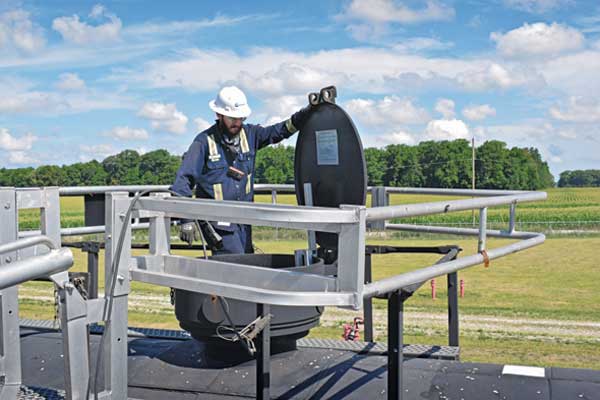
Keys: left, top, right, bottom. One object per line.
{"left": 171, "top": 86, "right": 311, "bottom": 254}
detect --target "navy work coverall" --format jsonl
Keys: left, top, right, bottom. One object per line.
{"left": 170, "top": 120, "right": 297, "bottom": 254}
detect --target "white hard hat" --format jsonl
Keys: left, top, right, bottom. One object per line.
{"left": 209, "top": 86, "right": 251, "bottom": 118}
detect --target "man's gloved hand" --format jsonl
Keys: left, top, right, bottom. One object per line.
{"left": 179, "top": 220, "right": 201, "bottom": 246}
{"left": 290, "top": 103, "right": 314, "bottom": 132}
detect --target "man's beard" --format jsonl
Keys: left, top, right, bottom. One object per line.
{"left": 227, "top": 125, "right": 242, "bottom": 135}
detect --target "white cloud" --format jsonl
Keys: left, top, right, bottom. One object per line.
{"left": 0, "top": 9, "right": 45, "bottom": 53}
{"left": 424, "top": 119, "right": 470, "bottom": 140}
{"left": 462, "top": 104, "right": 497, "bottom": 121}
{"left": 338, "top": 0, "right": 455, "bottom": 24}
{"left": 8, "top": 151, "right": 36, "bottom": 164}
{"left": 368, "top": 130, "right": 416, "bottom": 147}
{"left": 541, "top": 49, "right": 600, "bottom": 95}
{"left": 79, "top": 143, "right": 115, "bottom": 159}
{"left": 52, "top": 4, "right": 122, "bottom": 45}
{"left": 0, "top": 91, "right": 67, "bottom": 114}
{"left": 435, "top": 98, "right": 455, "bottom": 118}
{"left": 260, "top": 95, "right": 305, "bottom": 125}
{"left": 124, "top": 14, "right": 266, "bottom": 37}
{"left": 503, "top": 0, "right": 572, "bottom": 13}
{"left": 238, "top": 63, "right": 345, "bottom": 96}
{"left": 138, "top": 102, "right": 189, "bottom": 135}
{"left": 118, "top": 47, "right": 541, "bottom": 97}
{"left": 0, "top": 79, "right": 134, "bottom": 115}
{"left": 491, "top": 23, "right": 584, "bottom": 59}
{"left": 0, "top": 128, "right": 37, "bottom": 150}
{"left": 344, "top": 96, "right": 430, "bottom": 127}
{"left": 55, "top": 72, "right": 86, "bottom": 91}
{"left": 103, "top": 126, "right": 149, "bottom": 140}
{"left": 549, "top": 96, "right": 600, "bottom": 122}
{"left": 338, "top": 0, "right": 454, "bottom": 41}
{"left": 392, "top": 37, "right": 453, "bottom": 53}
{"left": 194, "top": 117, "right": 212, "bottom": 132}
{"left": 456, "top": 62, "right": 545, "bottom": 91}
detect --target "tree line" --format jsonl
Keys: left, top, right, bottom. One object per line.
{"left": 0, "top": 139, "right": 555, "bottom": 189}
{"left": 558, "top": 170, "right": 600, "bottom": 187}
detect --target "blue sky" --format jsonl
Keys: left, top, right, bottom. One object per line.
{"left": 1, "top": 0, "right": 599, "bottom": 178}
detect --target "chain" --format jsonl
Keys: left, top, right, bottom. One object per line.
{"left": 53, "top": 286, "right": 60, "bottom": 330}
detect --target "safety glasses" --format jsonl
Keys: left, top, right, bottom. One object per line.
{"left": 223, "top": 115, "right": 246, "bottom": 123}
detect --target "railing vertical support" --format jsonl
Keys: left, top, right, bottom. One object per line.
{"left": 508, "top": 203, "right": 516, "bottom": 234}
{"left": 83, "top": 242, "right": 100, "bottom": 299}
{"left": 387, "top": 290, "right": 404, "bottom": 400}
{"left": 478, "top": 207, "right": 488, "bottom": 252}
{"left": 447, "top": 272, "right": 459, "bottom": 348}
{"left": 43, "top": 187, "right": 90, "bottom": 400}
{"left": 256, "top": 303, "right": 271, "bottom": 400}
{"left": 370, "top": 186, "right": 387, "bottom": 231}
{"left": 0, "top": 188, "right": 21, "bottom": 399}
{"left": 103, "top": 192, "right": 131, "bottom": 400}
{"left": 363, "top": 252, "right": 374, "bottom": 342}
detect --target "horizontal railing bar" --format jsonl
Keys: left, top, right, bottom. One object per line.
{"left": 384, "top": 187, "right": 532, "bottom": 196}
{"left": 16, "top": 185, "right": 535, "bottom": 199}
{"left": 135, "top": 197, "right": 359, "bottom": 231}
{"left": 52, "top": 184, "right": 297, "bottom": 196}
{"left": 365, "top": 192, "right": 547, "bottom": 222}
{"left": 0, "top": 235, "right": 57, "bottom": 254}
{"left": 131, "top": 269, "right": 358, "bottom": 307}
{"left": 385, "top": 223, "right": 539, "bottom": 239}
{"left": 0, "top": 248, "right": 73, "bottom": 290}
{"left": 363, "top": 234, "right": 545, "bottom": 298}
{"left": 18, "top": 223, "right": 152, "bottom": 238}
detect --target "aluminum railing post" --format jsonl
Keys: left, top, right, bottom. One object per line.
{"left": 0, "top": 188, "right": 21, "bottom": 399}
{"left": 41, "top": 187, "right": 90, "bottom": 400}
{"left": 363, "top": 252, "right": 374, "bottom": 342}
{"left": 103, "top": 192, "right": 131, "bottom": 400}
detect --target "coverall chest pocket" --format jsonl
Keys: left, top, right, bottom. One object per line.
{"left": 205, "top": 159, "right": 227, "bottom": 183}
{"left": 237, "top": 151, "right": 255, "bottom": 175}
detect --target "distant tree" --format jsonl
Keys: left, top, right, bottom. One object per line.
{"left": 476, "top": 140, "right": 509, "bottom": 189}
{"left": 79, "top": 160, "right": 108, "bottom": 185}
{"left": 5, "top": 167, "right": 36, "bottom": 187}
{"left": 558, "top": 169, "right": 600, "bottom": 187}
{"left": 33, "top": 165, "right": 67, "bottom": 186}
{"left": 102, "top": 150, "right": 141, "bottom": 185}
{"left": 254, "top": 145, "right": 294, "bottom": 184}
{"left": 364, "top": 147, "right": 386, "bottom": 186}
{"left": 0, "top": 140, "right": 556, "bottom": 190}
{"left": 139, "top": 150, "right": 181, "bottom": 184}
{"left": 384, "top": 144, "right": 424, "bottom": 187}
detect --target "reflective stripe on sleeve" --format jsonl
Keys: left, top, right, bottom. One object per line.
{"left": 285, "top": 118, "right": 298, "bottom": 134}
{"left": 213, "top": 183, "right": 223, "bottom": 200}
{"left": 240, "top": 128, "right": 250, "bottom": 153}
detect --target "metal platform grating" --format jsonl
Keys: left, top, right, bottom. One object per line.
{"left": 20, "top": 319, "right": 459, "bottom": 360}
{"left": 18, "top": 386, "right": 65, "bottom": 400}
{"left": 297, "top": 338, "right": 460, "bottom": 360}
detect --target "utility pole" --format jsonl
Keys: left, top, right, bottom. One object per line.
{"left": 472, "top": 137, "right": 476, "bottom": 225}
{"left": 472, "top": 137, "right": 475, "bottom": 191}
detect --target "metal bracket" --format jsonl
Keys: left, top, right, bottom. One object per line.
{"left": 308, "top": 85, "right": 337, "bottom": 105}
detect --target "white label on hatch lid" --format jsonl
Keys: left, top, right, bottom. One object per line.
{"left": 315, "top": 129, "right": 339, "bottom": 166}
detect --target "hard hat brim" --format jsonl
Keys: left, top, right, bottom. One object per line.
{"left": 209, "top": 100, "right": 251, "bottom": 119}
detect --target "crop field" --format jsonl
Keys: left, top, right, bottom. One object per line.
{"left": 16, "top": 187, "right": 600, "bottom": 233}
{"left": 14, "top": 187, "right": 600, "bottom": 369}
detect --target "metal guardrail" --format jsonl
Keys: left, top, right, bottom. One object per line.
{"left": 4, "top": 184, "right": 548, "bottom": 400}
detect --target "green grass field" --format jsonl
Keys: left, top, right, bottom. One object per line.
{"left": 14, "top": 187, "right": 600, "bottom": 369}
